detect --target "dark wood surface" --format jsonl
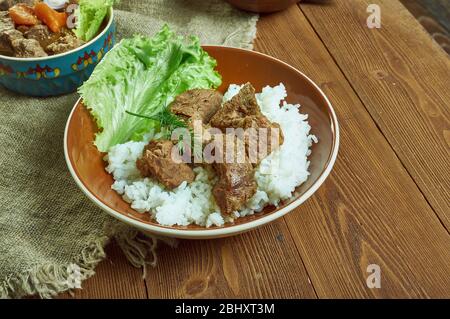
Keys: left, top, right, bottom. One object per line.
{"left": 60, "top": 0, "right": 450, "bottom": 298}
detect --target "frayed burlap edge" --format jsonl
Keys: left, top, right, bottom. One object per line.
{"left": 0, "top": 233, "right": 109, "bottom": 299}
{"left": 0, "top": 222, "right": 177, "bottom": 299}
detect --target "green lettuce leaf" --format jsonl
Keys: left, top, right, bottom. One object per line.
{"left": 74, "top": 0, "right": 115, "bottom": 42}
{"left": 79, "top": 25, "right": 222, "bottom": 152}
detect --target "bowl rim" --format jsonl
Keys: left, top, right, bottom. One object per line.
{"left": 63, "top": 46, "right": 340, "bottom": 238}
{"left": 0, "top": 7, "right": 114, "bottom": 62}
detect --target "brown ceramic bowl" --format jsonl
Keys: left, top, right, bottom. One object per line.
{"left": 226, "top": 0, "right": 299, "bottom": 13}
{"left": 64, "top": 46, "right": 339, "bottom": 239}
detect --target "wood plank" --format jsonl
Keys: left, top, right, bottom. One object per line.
{"left": 57, "top": 2, "right": 450, "bottom": 299}
{"left": 299, "top": 0, "right": 450, "bottom": 229}
{"left": 145, "top": 219, "right": 316, "bottom": 298}
{"left": 254, "top": 5, "right": 450, "bottom": 298}
{"left": 58, "top": 241, "right": 147, "bottom": 299}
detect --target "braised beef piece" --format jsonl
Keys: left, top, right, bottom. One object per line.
{"left": 210, "top": 83, "right": 284, "bottom": 164}
{"left": 2, "top": 29, "right": 48, "bottom": 58}
{"left": 0, "top": 37, "right": 12, "bottom": 55}
{"left": 24, "top": 24, "right": 60, "bottom": 50}
{"left": 210, "top": 83, "right": 270, "bottom": 129}
{"left": 211, "top": 134, "right": 257, "bottom": 216}
{"left": 0, "top": 10, "right": 14, "bottom": 55}
{"left": 169, "top": 88, "right": 224, "bottom": 158}
{"left": 169, "top": 89, "right": 223, "bottom": 126}
{"left": 46, "top": 30, "right": 84, "bottom": 55}
{"left": 0, "top": 28, "right": 21, "bottom": 54}
{"left": 24, "top": 24, "right": 50, "bottom": 46}
{"left": 0, "top": 1, "right": 8, "bottom": 11}
{"left": 11, "top": 37, "right": 47, "bottom": 57}
{"left": 0, "top": 10, "right": 12, "bottom": 31}
{"left": 136, "top": 140, "right": 195, "bottom": 189}
{"left": 16, "top": 25, "right": 29, "bottom": 33}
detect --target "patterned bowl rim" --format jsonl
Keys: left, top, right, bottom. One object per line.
{"left": 64, "top": 46, "right": 340, "bottom": 239}
{"left": 0, "top": 7, "right": 114, "bottom": 62}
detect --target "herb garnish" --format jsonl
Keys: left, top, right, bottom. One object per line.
{"left": 126, "top": 109, "right": 193, "bottom": 156}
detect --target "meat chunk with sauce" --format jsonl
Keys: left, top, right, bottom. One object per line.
{"left": 46, "top": 31, "right": 84, "bottom": 55}
{"left": 136, "top": 140, "right": 195, "bottom": 189}
{"left": 210, "top": 83, "right": 284, "bottom": 164}
{"left": 1, "top": 27, "right": 21, "bottom": 42}
{"left": 0, "top": 10, "right": 13, "bottom": 32}
{"left": 24, "top": 24, "right": 60, "bottom": 50}
{"left": 0, "top": 28, "right": 21, "bottom": 54}
{"left": 169, "top": 88, "right": 223, "bottom": 126}
{"left": 211, "top": 134, "right": 257, "bottom": 216}
{"left": 11, "top": 37, "right": 47, "bottom": 57}
{"left": 210, "top": 83, "right": 278, "bottom": 131}
{"left": 1, "top": 28, "right": 47, "bottom": 58}
{"left": 0, "top": 11, "right": 15, "bottom": 55}
{"left": 16, "top": 24, "right": 29, "bottom": 33}
{"left": 0, "top": 1, "right": 9, "bottom": 11}
{"left": 170, "top": 88, "right": 224, "bottom": 156}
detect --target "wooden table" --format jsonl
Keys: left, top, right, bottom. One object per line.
{"left": 61, "top": 0, "right": 450, "bottom": 298}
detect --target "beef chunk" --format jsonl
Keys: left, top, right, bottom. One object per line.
{"left": 211, "top": 134, "right": 257, "bottom": 216}
{"left": 46, "top": 31, "right": 84, "bottom": 55}
{"left": 16, "top": 24, "right": 29, "bottom": 33}
{"left": 0, "top": 0, "right": 13, "bottom": 11}
{"left": 24, "top": 24, "right": 50, "bottom": 42}
{"left": 11, "top": 37, "right": 47, "bottom": 57}
{"left": 136, "top": 140, "right": 195, "bottom": 189}
{"left": 2, "top": 27, "right": 21, "bottom": 41}
{"left": 210, "top": 83, "right": 264, "bottom": 128}
{"left": 0, "top": 1, "right": 8, "bottom": 11}
{"left": 210, "top": 83, "right": 284, "bottom": 164}
{"left": 0, "top": 34, "right": 12, "bottom": 55}
{"left": 0, "top": 28, "right": 20, "bottom": 55}
{"left": 24, "top": 24, "right": 59, "bottom": 50}
{"left": 0, "top": 10, "right": 13, "bottom": 31}
{"left": 170, "top": 89, "right": 223, "bottom": 126}
{"left": 169, "top": 89, "right": 223, "bottom": 160}
{"left": 0, "top": 10, "right": 14, "bottom": 55}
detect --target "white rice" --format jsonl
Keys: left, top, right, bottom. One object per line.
{"left": 105, "top": 83, "right": 317, "bottom": 227}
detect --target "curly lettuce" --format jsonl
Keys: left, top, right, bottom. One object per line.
{"left": 74, "top": 0, "right": 115, "bottom": 42}
{"left": 79, "top": 25, "right": 222, "bottom": 152}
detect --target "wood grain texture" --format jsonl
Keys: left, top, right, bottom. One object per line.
{"left": 57, "top": 1, "right": 450, "bottom": 299}
{"left": 58, "top": 241, "right": 147, "bottom": 299}
{"left": 299, "top": 0, "right": 450, "bottom": 229}
{"left": 254, "top": 5, "right": 450, "bottom": 298}
{"left": 226, "top": 0, "right": 299, "bottom": 13}
{"left": 145, "top": 219, "right": 316, "bottom": 298}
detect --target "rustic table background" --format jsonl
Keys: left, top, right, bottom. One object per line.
{"left": 60, "top": 0, "right": 450, "bottom": 298}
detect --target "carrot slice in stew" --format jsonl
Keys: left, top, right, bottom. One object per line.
{"left": 8, "top": 4, "right": 38, "bottom": 26}
{"left": 34, "top": 2, "right": 67, "bottom": 33}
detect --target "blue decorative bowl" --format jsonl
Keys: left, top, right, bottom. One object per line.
{"left": 0, "top": 8, "right": 115, "bottom": 97}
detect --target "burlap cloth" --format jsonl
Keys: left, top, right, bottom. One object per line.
{"left": 0, "top": 0, "right": 257, "bottom": 299}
